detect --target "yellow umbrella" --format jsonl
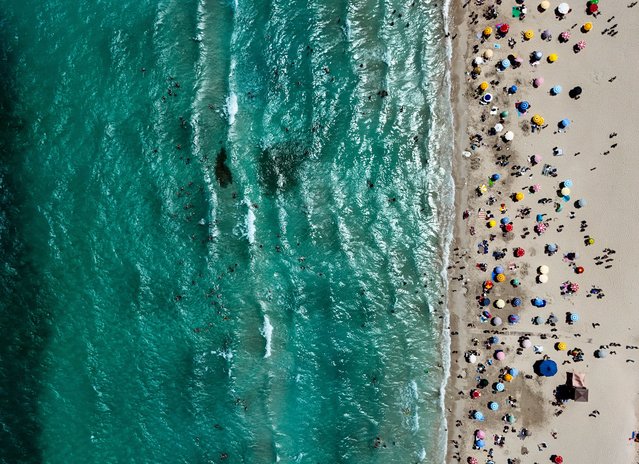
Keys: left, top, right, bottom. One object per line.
{"left": 473, "top": 66, "right": 482, "bottom": 75}
{"left": 548, "top": 53, "right": 558, "bottom": 63}
{"left": 504, "top": 373, "right": 513, "bottom": 382}
{"left": 532, "top": 114, "right": 545, "bottom": 126}
{"left": 483, "top": 26, "right": 493, "bottom": 37}
{"left": 515, "top": 192, "right": 524, "bottom": 201}
{"left": 587, "top": 237, "right": 595, "bottom": 245}
{"left": 556, "top": 342, "right": 568, "bottom": 351}
{"left": 479, "top": 184, "right": 488, "bottom": 194}
{"left": 583, "top": 22, "right": 593, "bottom": 32}
{"left": 524, "top": 30, "right": 534, "bottom": 40}
{"left": 495, "top": 273, "right": 506, "bottom": 283}
{"left": 479, "top": 81, "right": 489, "bottom": 91}
{"left": 540, "top": 0, "right": 550, "bottom": 10}
{"left": 488, "top": 219, "right": 497, "bottom": 228}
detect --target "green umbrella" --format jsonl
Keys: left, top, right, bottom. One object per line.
{"left": 590, "top": 0, "right": 599, "bottom": 4}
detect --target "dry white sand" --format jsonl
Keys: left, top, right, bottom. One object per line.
{"left": 446, "top": 1, "right": 639, "bottom": 463}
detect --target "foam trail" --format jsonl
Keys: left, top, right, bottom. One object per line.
{"left": 260, "top": 315, "right": 273, "bottom": 358}
{"left": 226, "top": 91, "right": 238, "bottom": 125}
{"left": 246, "top": 200, "right": 256, "bottom": 244}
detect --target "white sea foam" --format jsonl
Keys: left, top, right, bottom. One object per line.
{"left": 246, "top": 201, "right": 256, "bottom": 244}
{"left": 261, "top": 315, "right": 273, "bottom": 358}
{"left": 226, "top": 91, "right": 238, "bottom": 125}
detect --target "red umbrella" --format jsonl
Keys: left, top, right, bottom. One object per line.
{"left": 588, "top": 3, "right": 598, "bottom": 13}
{"left": 467, "top": 457, "right": 479, "bottom": 464}
{"left": 576, "top": 266, "right": 584, "bottom": 274}
{"left": 570, "top": 282, "right": 579, "bottom": 293}
{"left": 471, "top": 389, "right": 481, "bottom": 399}
{"left": 505, "top": 223, "right": 514, "bottom": 232}
{"left": 514, "top": 247, "right": 525, "bottom": 257}
{"left": 499, "top": 24, "right": 510, "bottom": 34}
{"left": 553, "top": 456, "right": 564, "bottom": 464}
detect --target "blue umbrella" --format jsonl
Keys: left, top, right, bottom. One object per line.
{"left": 483, "top": 93, "right": 493, "bottom": 103}
{"left": 481, "top": 298, "right": 491, "bottom": 307}
{"left": 536, "top": 214, "right": 544, "bottom": 222}
{"left": 551, "top": 85, "right": 562, "bottom": 95}
{"left": 534, "top": 316, "right": 544, "bottom": 325}
{"left": 546, "top": 243, "right": 558, "bottom": 253}
{"left": 532, "top": 51, "right": 543, "bottom": 60}
{"left": 500, "top": 217, "right": 510, "bottom": 225}
{"left": 535, "top": 359, "right": 558, "bottom": 377}
{"left": 495, "top": 382, "right": 505, "bottom": 392}
{"left": 512, "top": 297, "right": 522, "bottom": 307}
{"left": 576, "top": 198, "right": 587, "bottom": 208}
{"left": 501, "top": 58, "right": 511, "bottom": 68}
{"left": 518, "top": 101, "right": 530, "bottom": 111}
{"left": 489, "top": 401, "right": 499, "bottom": 411}
{"left": 476, "top": 439, "right": 485, "bottom": 448}
{"left": 511, "top": 279, "right": 521, "bottom": 287}
{"left": 492, "top": 173, "right": 501, "bottom": 181}
{"left": 532, "top": 297, "right": 544, "bottom": 307}
{"left": 509, "top": 367, "right": 519, "bottom": 377}
{"left": 509, "top": 85, "right": 518, "bottom": 94}
{"left": 489, "top": 336, "right": 500, "bottom": 344}
{"left": 563, "top": 179, "right": 573, "bottom": 188}
{"left": 570, "top": 312, "right": 579, "bottom": 322}
{"left": 559, "top": 118, "right": 571, "bottom": 128}
{"left": 508, "top": 314, "right": 520, "bottom": 324}
{"left": 494, "top": 266, "right": 505, "bottom": 275}
{"left": 474, "top": 411, "right": 485, "bottom": 420}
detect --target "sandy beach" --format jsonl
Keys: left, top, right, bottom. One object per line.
{"left": 445, "top": 0, "right": 639, "bottom": 463}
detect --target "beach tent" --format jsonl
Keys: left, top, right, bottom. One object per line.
{"left": 535, "top": 359, "right": 558, "bottom": 377}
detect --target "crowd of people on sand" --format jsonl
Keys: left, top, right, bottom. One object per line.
{"left": 446, "top": 0, "right": 639, "bottom": 463}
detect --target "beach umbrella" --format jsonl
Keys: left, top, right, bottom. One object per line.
{"left": 483, "top": 49, "right": 494, "bottom": 59}
{"left": 546, "top": 243, "right": 558, "bottom": 253}
{"left": 551, "top": 85, "right": 562, "bottom": 95}
{"left": 532, "top": 51, "right": 543, "bottom": 62}
{"left": 548, "top": 53, "right": 558, "bottom": 63}
{"left": 595, "top": 349, "right": 608, "bottom": 358}
{"left": 500, "top": 217, "right": 510, "bottom": 225}
{"left": 536, "top": 359, "right": 558, "bottom": 377}
{"left": 532, "top": 114, "right": 545, "bottom": 126}
{"left": 538, "top": 274, "right": 549, "bottom": 283}
{"left": 524, "top": 30, "right": 534, "bottom": 40}
{"left": 473, "top": 66, "right": 482, "bottom": 75}
{"left": 494, "top": 123, "right": 504, "bottom": 133}
{"left": 483, "top": 27, "right": 493, "bottom": 37}
{"left": 514, "top": 57, "right": 524, "bottom": 66}
{"left": 512, "top": 297, "right": 522, "bottom": 307}
{"left": 479, "top": 81, "right": 489, "bottom": 91}
{"left": 518, "top": 100, "right": 530, "bottom": 111}
{"left": 489, "top": 336, "right": 500, "bottom": 344}
{"left": 492, "top": 316, "right": 503, "bottom": 326}
{"left": 576, "top": 266, "right": 584, "bottom": 274}
{"left": 501, "top": 58, "right": 511, "bottom": 69}
{"left": 481, "top": 297, "right": 491, "bottom": 307}
{"left": 504, "top": 373, "right": 513, "bottom": 382}
{"left": 471, "top": 389, "right": 481, "bottom": 399}
{"left": 508, "top": 314, "right": 520, "bottom": 324}
{"left": 556, "top": 342, "right": 568, "bottom": 351}
{"left": 499, "top": 24, "right": 510, "bottom": 35}
{"left": 495, "top": 273, "right": 506, "bottom": 282}
{"left": 482, "top": 93, "right": 493, "bottom": 103}
{"left": 500, "top": 110, "right": 509, "bottom": 119}
{"left": 560, "top": 30, "right": 571, "bottom": 42}
{"left": 540, "top": 0, "right": 550, "bottom": 9}
{"left": 521, "top": 338, "right": 532, "bottom": 348}
{"left": 495, "top": 382, "right": 505, "bottom": 392}
{"left": 494, "top": 265, "right": 504, "bottom": 275}
{"left": 473, "top": 411, "right": 485, "bottom": 421}
{"left": 467, "top": 457, "right": 479, "bottom": 464}
{"left": 532, "top": 297, "right": 544, "bottom": 307}
{"left": 576, "top": 198, "right": 586, "bottom": 208}
{"left": 541, "top": 29, "right": 552, "bottom": 40}
{"left": 576, "top": 40, "right": 586, "bottom": 51}
{"left": 539, "top": 265, "right": 550, "bottom": 274}
{"left": 473, "top": 57, "right": 485, "bottom": 67}
{"left": 514, "top": 192, "right": 524, "bottom": 201}
{"left": 506, "top": 414, "right": 517, "bottom": 424}
{"left": 495, "top": 350, "right": 506, "bottom": 361}
{"left": 489, "top": 401, "right": 499, "bottom": 411}
{"left": 509, "top": 85, "right": 518, "bottom": 94}
{"left": 504, "top": 223, "right": 513, "bottom": 232}
{"left": 509, "top": 367, "right": 519, "bottom": 377}
{"left": 562, "top": 179, "right": 573, "bottom": 188}
{"left": 468, "top": 354, "right": 478, "bottom": 364}
{"left": 533, "top": 77, "right": 544, "bottom": 87}
{"left": 570, "top": 312, "right": 579, "bottom": 322}
{"left": 514, "top": 247, "right": 525, "bottom": 257}
{"left": 504, "top": 131, "right": 514, "bottom": 141}
{"left": 511, "top": 278, "right": 521, "bottom": 287}
{"left": 483, "top": 280, "right": 494, "bottom": 290}
{"left": 495, "top": 299, "right": 506, "bottom": 308}
{"left": 557, "top": 2, "right": 570, "bottom": 14}
{"left": 478, "top": 378, "right": 489, "bottom": 388}
{"left": 532, "top": 154, "right": 542, "bottom": 164}
{"left": 535, "top": 222, "right": 547, "bottom": 234}
{"left": 583, "top": 22, "right": 593, "bottom": 32}
{"left": 475, "top": 439, "right": 485, "bottom": 449}
{"left": 488, "top": 219, "right": 497, "bottom": 228}
{"left": 553, "top": 456, "right": 564, "bottom": 464}
{"left": 561, "top": 187, "right": 571, "bottom": 196}
{"left": 534, "top": 316, "right": 544, "bottom": 325}
{"left": 588, "top": 3, "right": 598, "bottom": 13}
{"left": 570, "top": 282, "right": 579, "bottom": 293}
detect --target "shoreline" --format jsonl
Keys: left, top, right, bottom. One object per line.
{"left": 443, "top": 1, "right": 639, "bottom": 463}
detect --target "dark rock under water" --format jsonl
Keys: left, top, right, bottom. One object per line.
{"left": 215, "top": 147, "right": 233, "bottom": 187}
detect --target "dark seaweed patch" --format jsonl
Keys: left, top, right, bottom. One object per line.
{"left": 257, "top": 141, "right": 310, "bottom": 195}
{"left": 214, "top": 147, "right": 233, "bottom": 188}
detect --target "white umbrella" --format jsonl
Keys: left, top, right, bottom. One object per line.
{"left": 504, "top": 131, "right": 514, "bottom": 141}
{"left": 474, "top": 57, "right": 485, "bottom": 66}
{"left": 494, "top": 123, "right": 504, "bottom": 133}
{"left": 521, "top": 338, "right": 532, "bottom": 348}
{"left": 468, "top": 354, "right": 478, "bottom": 363}
{"left": 557, "top": 2, "right": 570, "bottom": 14}
{"left": 538, "top": 274, "right": 549, "bottom": 283}
{"left": 496, "top": 299, "right": 506, "bottom": 308}
{"left": 538, "top": 265, "right": 550, "bottom": 274}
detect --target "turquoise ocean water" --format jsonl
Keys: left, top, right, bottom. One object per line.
{"left": 0, "top": 0, "right": 453, "bottom": 462}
